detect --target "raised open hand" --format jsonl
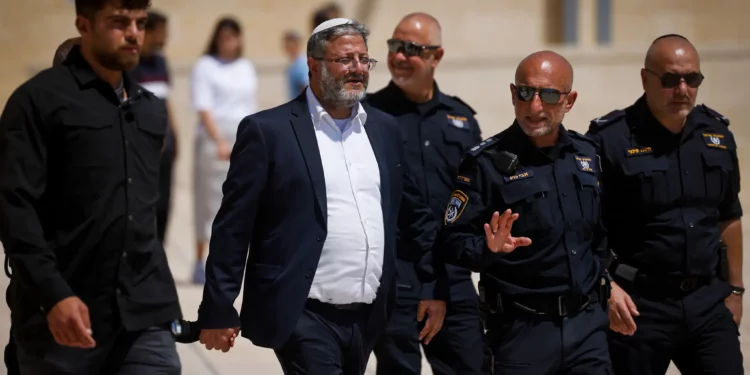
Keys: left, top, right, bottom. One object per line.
{"left": 484, "top": 209, "right": 532, "bottom": 253}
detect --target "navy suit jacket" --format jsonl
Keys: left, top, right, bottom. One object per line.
{"left": 198, "top": 92, "right": 438, "bottom": 350}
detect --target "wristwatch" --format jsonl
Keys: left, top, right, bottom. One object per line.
{"left": 730, "top": 286, "right": 745, "bottom": 296}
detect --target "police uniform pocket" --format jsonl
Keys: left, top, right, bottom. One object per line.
{"left": 574, "top": 172, "right": 600, "bottom": 224}
{"left": 499, "top": 178, "right": 551, "bottom": 240}
{"left": 701, "top": 151, "right": 731, "bottom": 201}
{"left": 442, "top": 124, "right": 475, "bottom": 162}
{"left": 621, "top": 156, "right": 669, "bottom": 205}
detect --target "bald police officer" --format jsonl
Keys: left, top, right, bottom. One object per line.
{"left": 366, "top": 13, "right": 485, "bottom": 375}
{"left": 437, "top": 51, "right": 612, "bottom": 374}
{"left": 587, "top": 34, "right": 744, "bottom": 375}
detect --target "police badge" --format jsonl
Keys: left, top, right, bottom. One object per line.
{"left": 445, "top": 190, "right": 469, "bottom": 225}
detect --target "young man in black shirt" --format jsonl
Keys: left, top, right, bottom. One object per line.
{"left": 0, "top": 0, "right": 182, "bottom": 373}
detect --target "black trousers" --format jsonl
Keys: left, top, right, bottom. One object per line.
{"left": 609, "top": 277, "right": 743, "bottom": 375}
{"left": 13, "top": 325, "right": 180, "bottom": 374}
{"left": 274, "top": 299, "right": 373, "bottom": 375}
{"left": 485, "top": 302, "right": 612, "bottom": 374}
{"left": 373, "top": 296, "right": 485, "bottom": 375}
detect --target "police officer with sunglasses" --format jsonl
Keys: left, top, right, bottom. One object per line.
{"left": 365, "top": 13, "right": 486, "bottom": 375}
{"left": 436, "top": 50, "right": 613, "bottom": 374}
{"left": 586, "top": 34, "right": 744, "bottom": 375}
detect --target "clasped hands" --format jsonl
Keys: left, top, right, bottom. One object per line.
{"left": 484, "top": 209, "right": 532, "bottom": 253}
{"left": 200, "top": 327, "right": 240, "bottom": 352}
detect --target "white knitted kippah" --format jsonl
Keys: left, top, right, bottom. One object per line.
{"left": 311, "top": 18, "right": 354, "bottom": 36}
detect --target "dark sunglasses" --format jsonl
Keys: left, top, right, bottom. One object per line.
{"left": 512, "top": 84, "right": 570, "bottom": 104}
{"left": 645, "top": 68, "right": 704, "bottom": 88}
{"left": 386, "top": 38, "right": 440, "bottom": 57}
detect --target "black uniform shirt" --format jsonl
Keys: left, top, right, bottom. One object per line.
{"left": 586, "top": 95, "right": 742, "bottom": 276}
{"left": 0, "top": 46, "right": 181, "bottom": 336}
{"left": 366, "top": 81, "right": 482, "bottom": 301}
{"left": 437, "top": 122, "right": 606, "bottom": 297}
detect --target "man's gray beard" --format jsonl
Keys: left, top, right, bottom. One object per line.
{"left": 522, "top": 124, "right": 554, "bottom": 138}
{"left": 320, "top": 64, "right": 366, "bottom": 109}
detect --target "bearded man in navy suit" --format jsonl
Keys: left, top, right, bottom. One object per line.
{"left": 196, "top": 18, "right": 448, "bottom": 375}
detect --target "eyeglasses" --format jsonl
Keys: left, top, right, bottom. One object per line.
{"left": 645, "top": 68, "right": 704, "bottom": 88}
{"left": 387, "top": 39, "right": 440, "bottom": 57}
{"left": 313, "top": 57, "right": 378, "bottom": 71}
{"left": 512, "top": 84, "right": 570, "bottom": 105}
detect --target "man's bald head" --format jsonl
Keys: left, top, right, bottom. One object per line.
{"left": 511, "top": 50, "right": 577, "bottom": 143}
{"left": 395, "top": 12, "right": 442, "bottom": 46}
{"left": 53, "top": 37, "right": 81, "bottom": 66}
{"left": 641, "top": 34, "right": 702, "bottom": 129}
{"left": 645, "top": 34, "right": 700, "bottom": 70}
{"left": 515, "top": 50, "right": 574, "bottom": 92}
{"left": 388, "top": 12, "right": 444, "bottom": 91}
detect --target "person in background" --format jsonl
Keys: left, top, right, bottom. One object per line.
{"left": 311, "top": 2, "right": 342, "bottom": 31}
{"left": 282, "top": 30, "right": 309, "bottom": 100}
{"left": 190, "top": 17, "right": 259, "bottom": 284}
{"left": 131, "top": 10, "right": 178, "bottom": 244}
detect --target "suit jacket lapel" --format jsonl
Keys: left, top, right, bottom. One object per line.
{"left": 362, "top": 107, "right": 391, "bottom": 223}
{"left": 290, "top": 93, "right": 327, "bottom": 225}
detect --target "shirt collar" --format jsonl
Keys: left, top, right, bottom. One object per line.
{"left": 305, "top": 86, "right": 368, "bottom": 129}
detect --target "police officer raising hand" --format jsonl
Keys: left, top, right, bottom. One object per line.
{"left": 483, "top": 209, "right": 532, "bottom": 253}
{"left": 436, "top": 51, "right": 613, "bottom": 374}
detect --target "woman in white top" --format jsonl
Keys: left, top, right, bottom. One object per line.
{"left": 190, "top": 17, "right": 258, "bottom": 284}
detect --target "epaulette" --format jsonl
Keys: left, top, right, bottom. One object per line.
{"left": 588, "top": 109, "right": 626, "bottom": 132}
{"left": 568, "top": 130, "right": 599, "bottom": 148}
{"left": 699, "top": 104, "right": 730, "bottom": 127}
{"left": 465, "top": 136, "right": 498, "bottom": 158}
{"left": 446, "top": 95, "right": 477, "bottom": 115}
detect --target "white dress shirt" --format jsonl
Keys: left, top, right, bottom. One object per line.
{"left": 305, "top": 87, "right": 385, "bottom": 305}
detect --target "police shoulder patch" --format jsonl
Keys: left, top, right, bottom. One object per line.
{"left": 466, "top": 136, "right": 498, "bottom": 158}
{"left": 447, "top": 95, "right": 477, "bottom": 115}
{"left": 588, "top": 109, "right": 626, "bottom": 133}
{"left": 444, "top": 190, "right": 469, "bottom": 225}
{"left": 699, "top": 104, "right": 730, "bottom": 127}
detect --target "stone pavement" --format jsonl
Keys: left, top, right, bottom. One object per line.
{"left": 0, "top": 180, "right": 746, "bottom": 374}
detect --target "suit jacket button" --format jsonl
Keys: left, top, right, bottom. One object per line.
{"left": 305, "top": 273, "right": 312, "bottom": 278}
{"left": 316, "top": 237, "right": 321, "bottom": 242}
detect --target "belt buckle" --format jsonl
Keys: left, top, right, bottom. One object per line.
{"left": 558, "top": 296, "right": 568, "bottom": 317}
{"left": 679, "top": 278, "right": 697, "bottom": 291}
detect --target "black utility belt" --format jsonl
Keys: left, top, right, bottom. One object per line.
{"left": 480, "top": 288, "right": 599, "bottom": 317}
{"left": 610, "top": 262, "right": 712, "bottom": 294}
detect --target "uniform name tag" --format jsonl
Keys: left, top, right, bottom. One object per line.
{"left": 502, "top": 169, "right": 534, "bottom": 182}
{"left": 447, "top": 114, "right": 468, "bottom": 129}
{"left": 702, "top": 133, "right": 727, "bottom": 149}
{"left": 444, "top": 190, "right": 469, "bottom": 225}
{"left": 456, "top": 175, "right": 471, "bottom": 184}
{"left": 575, "top": 155, "right": 594, "bottom": 173}
{"left": 625, "top": 147, "right": 653, "bottom": 157}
